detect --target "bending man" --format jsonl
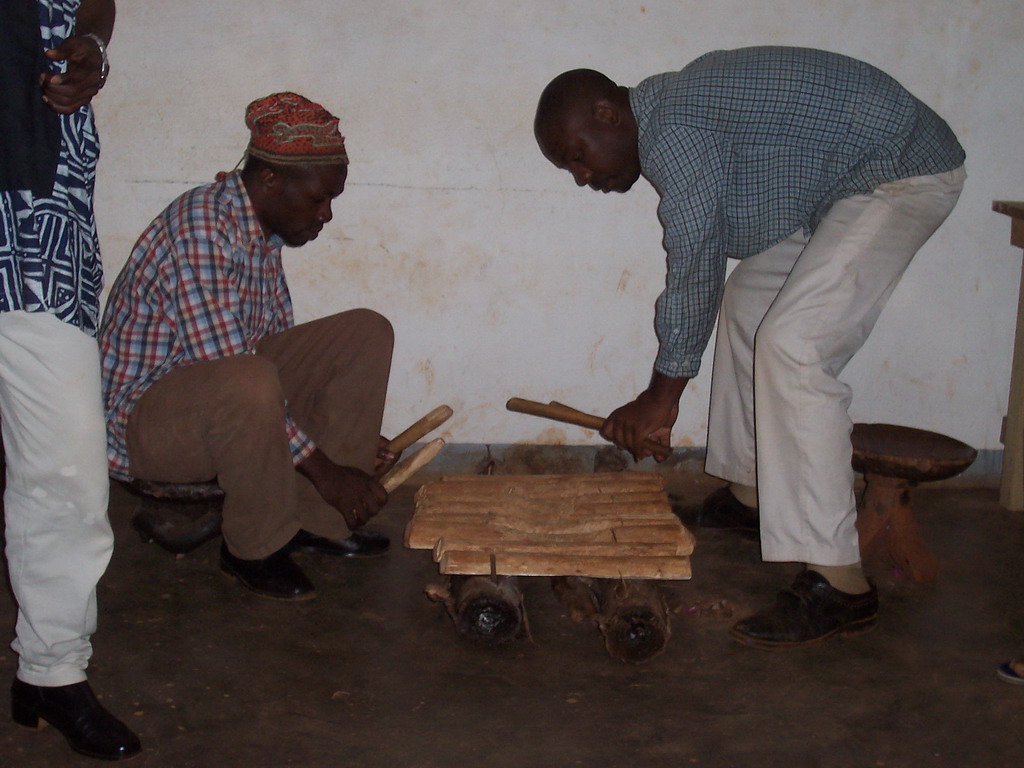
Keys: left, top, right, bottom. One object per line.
{"left": 534, "top": 47, "right": 965, "bottom": 648}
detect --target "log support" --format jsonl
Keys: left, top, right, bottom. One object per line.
{"left": 552, "top": 576, "right": 670, "bottom": 663}
{"left": 427, "top": 574, "right": 526, "bottom": 646}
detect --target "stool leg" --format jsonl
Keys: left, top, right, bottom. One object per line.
{"left": 856, "top": 473, "right": 938, "bottom": 583}
{"left": 886, "top": 482, "right": 939, "bottom": 584}
{"left": 855, "top": 474, "right": 893, "bottom": 561}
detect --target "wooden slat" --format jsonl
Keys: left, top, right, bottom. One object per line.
{"left": 404, "top": 520, "right": 695, "bottom": 552}
{"left": 413, "top": 494, "right": 671, "bottom": 510}
{"left": 433, "top": 537, "right": 686, "bottom": 561}
{"left": 405, "top": 515, "right": 677, "bottom": 545}
{"left": 421, "top": 472, "right": 665, "bottom": 495}
{"left": 439, "top": 550, "right": 691, "bottom": 580}
{"left": 612, "top": 523, "right": 691, "bottom": 545}
{"left": 409, "top": 500, "right": 674, "bottom": 519}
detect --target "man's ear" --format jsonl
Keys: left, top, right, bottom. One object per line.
{"left": 593, "top": 99, "right": 621, "bottom": 127}
{"left": 257, "top": 164, "right": 279, "bottom": 193}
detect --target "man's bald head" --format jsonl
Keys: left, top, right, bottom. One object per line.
{"left": 534, "top": 69, "right": 623, "bottom": 138}
{"left": 534, "top": 69, "right": 641, "bottom": 194}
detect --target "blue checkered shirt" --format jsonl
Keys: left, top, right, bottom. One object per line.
{"left": 630, "top": 46, "right": 965, "bottom": 378}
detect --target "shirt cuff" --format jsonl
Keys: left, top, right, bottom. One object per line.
{"left": 287, "top": 417, "right": 317, "bottom": 466}
{"left": 654, "top": 350, "right": 701, "bottom": 379}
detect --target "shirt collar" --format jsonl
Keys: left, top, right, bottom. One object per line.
{"left": 629, "top": 80, "right": 658, "bottom": 144}
{"left": 219, "top": 170, "right": 284, "bottom": 249}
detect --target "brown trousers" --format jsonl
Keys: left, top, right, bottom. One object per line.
{"left": 125, "top": 309, "right": 394, "bottom": 559}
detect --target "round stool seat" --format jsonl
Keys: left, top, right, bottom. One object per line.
{"left": 852, "top": 423, "right": 977, "bottom": 483}
{"left": 130, "top": 478, "right": 224, "bottom": 500}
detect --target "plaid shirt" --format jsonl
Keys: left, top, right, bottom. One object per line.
{"left": 99, "top": 171, "right": 314, "bottom": 480}
{"left": 630, "top": 46, "right": 966, "bottom": 378}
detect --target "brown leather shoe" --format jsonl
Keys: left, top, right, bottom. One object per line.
{"left": 730, "top": 570, "right": 878, "bottom": 649}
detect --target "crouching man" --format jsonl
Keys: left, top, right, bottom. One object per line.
{"left": 101, "top": 92, "right": 395, "bottom": 601}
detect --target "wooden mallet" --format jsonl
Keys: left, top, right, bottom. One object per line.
{"left": 379, "top": 405, "right": 454, "bottom": 491}
{"left": 505, "top": 397, "right": 671, "bottom": 460}
{"left": 386, "top": 404, "right": 453, "bottom": 455}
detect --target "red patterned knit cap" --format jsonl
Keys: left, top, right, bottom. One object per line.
{"left": 245, "top": 92, "right": 348, "bottom": 165}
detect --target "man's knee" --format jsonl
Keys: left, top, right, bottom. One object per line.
{"left": 754, "top": 316, "right": 808, "bottom": 370}
{"left": 319, "top": 308, "right": 395, "bottom": 362}
{"left": 344, "top": 308, "right": 394, "bottom": 348}
{"left": 210, "top": 355, "right": 287, "bottom": 419}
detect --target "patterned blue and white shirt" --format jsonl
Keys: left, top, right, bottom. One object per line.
{"left": 0, "top": 0, "right": 102, "bottom": 336}
{"left": 631, "top": 46, "right": 966, "bottom": 378}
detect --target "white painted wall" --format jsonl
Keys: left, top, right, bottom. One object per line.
{"left": 94, "top": 0, "right": 1024, "bottom": 452}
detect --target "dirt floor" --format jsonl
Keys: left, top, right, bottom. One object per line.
{"left": 2, "top": 469, "right": 1024, "bottom": 768}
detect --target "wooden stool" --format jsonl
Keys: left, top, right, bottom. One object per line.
{"left": 851, "top": 423, "right": 977, "bottom": 583}
{"left": 128, "top": 479, "right": 224, "bottom": 554}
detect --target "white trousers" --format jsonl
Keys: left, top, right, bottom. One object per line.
{"left": 0, "top": 311, "right": 113, "bottom": 686}
{"left": 705, "top": 167, "right": 966, "bottom": 565}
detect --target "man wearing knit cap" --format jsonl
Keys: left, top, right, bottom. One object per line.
{"left": 100, "top": 92, "right": 396, "bottom": 601}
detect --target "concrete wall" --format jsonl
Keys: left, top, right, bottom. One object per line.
{"left": 94, "top": 0, "right": 1024, "bottom": 454}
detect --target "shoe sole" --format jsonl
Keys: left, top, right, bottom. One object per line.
{"left": 997, "top": 662, "right": 1024, "bottom": 685}
{"left": 219, "top": 567, "right": 317, "bottom": 602}
{"left": 13, "top": 709, "right": 143, "bottom": 761}
{"left": 288, "top": 541, "right": 390, "bottom": 559}
{"left": 292, "top": 548, "right": 389, "bottom": 559}
{"left": 729, "top": 615, "right": 877, "bottom": 649}
{"left": 71, "top": 743, "right": 143, "bottom": 761}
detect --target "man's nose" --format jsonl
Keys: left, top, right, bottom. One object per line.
{"left": 571, "top": 166, "right": 591, "bottom": 187}
{"left": 319, "top": 202, "right": 333, "bottom": 223}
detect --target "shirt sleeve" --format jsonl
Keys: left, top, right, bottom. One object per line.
{"left": 645, "top": 125, "right": 730, "bottom": 378}
{"left": 163, "top": 237, "right": 317, "bottom": 465}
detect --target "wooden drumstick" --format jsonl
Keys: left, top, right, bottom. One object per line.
{"left": 387, "top": 405, "right": 454, "bottom": 454}
{"left": 549, "top": 401, "right": 601, "bottom": 423}
{"left": 505, "top": 397, "right": 671, "bottom": 459}
{"left": 381, "top": 437, "right": 446, "bottom": 492}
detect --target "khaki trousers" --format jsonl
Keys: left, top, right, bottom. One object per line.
{"left": 704, "top": 167, "right": 965, "bottom": 565}
{"left": 125, "top": 309, "right": 393, "bottom": 559}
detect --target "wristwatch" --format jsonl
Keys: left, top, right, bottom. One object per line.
{"left": 81, "top": 32, "right": 110, "bottom": 88}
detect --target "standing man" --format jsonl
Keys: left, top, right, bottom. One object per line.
{"left": 1, "top": 0, "right": 141, "bottom": 760}
{"left": 101, "top": 92, "right": 395, "bottom": 603}
{"left": 534, "top": 47, "right": 965, "bottom": 648}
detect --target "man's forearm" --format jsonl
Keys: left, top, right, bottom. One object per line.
{"left": 75, "top": 0, "right": 116, "bottom": 44}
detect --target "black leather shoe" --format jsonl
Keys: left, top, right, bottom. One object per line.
{"left": 698, "top": 487, "right": 760, "bottom": 533}
{"left": 285, "top": 528, "right": 390, "bottom": 558}
{"left": 219, "top": 543, "right": 316, "bottom": 601}
{"left": 730, "top": 570, "right": 878, "bottom": 649}
{"left": 11, "top": 679, "right": 141, "bottom": 761}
